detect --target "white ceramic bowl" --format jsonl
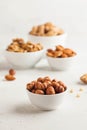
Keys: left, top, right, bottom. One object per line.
{"left": 28, "top": 33, "right": 67, "bottom": 49}
{"left": 4, "top": 50, "right": 44, "bottom": 69}
{"left": 46, "top": 55, "right": 77, "bottom": 71}
{"left": 26, "top": 89, "right": 67, "bottom": 110}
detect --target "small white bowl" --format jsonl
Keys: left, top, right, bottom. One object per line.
{"left": 46, "top": 55, "right": 77, "bottom": 71}
{"left": 4, "top": 50, "right": 44, "bottom": 69}
{"left": 28, "top": 33, "right": 67, "bottom": 49}
{"left": 26, "top": 89, "right": 67, "bottom": 110}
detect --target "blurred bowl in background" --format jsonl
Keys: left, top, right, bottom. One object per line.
{"left": 28, "top": 33, "right": 67, "bottom": 50}
{"left": 46, "top": 54, "right": 77, "bottom": 71}
{"left": 4, "top": 49, "right": 44, "bottom": 69}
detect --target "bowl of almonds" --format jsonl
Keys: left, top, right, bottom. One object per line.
{"left": 26, "top": 76, "right": 67, "bottom": 110}
{"left": 46, "top": 45, "right": 77, "bottom": 71}
{"left": 4, "top": 38, "right": 44, "bottom": 69}
{"left": 28, "top": 22, "right": 67, "bottom": 49}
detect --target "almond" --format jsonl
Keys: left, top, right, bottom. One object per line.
{"left": 5, "top": 75, "right": 16, "bottom": 81}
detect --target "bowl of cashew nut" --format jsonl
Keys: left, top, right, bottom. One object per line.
{"left": 26, "top": 76, "right": 67, "bottom": 110}
{"left": 4, "top": 38, "right": 44, "bottom": 69}
{"left": 28, "top": 22, "right": 67, "bottom": 49}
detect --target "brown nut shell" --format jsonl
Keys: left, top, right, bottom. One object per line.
{"left": 9, "top": 69, "right": 16, "bottom": 75}
{"left": 35, "top": 89, "right": 44, "bottom": 95}
{"left": 46, "top": 86, "right": 55, "bottom": 95}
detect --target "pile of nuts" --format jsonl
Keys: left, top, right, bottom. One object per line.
{"left": 80, "top": 74, "right": 87, "bottom": 84}
{"left": 46, "top": 45, "right": 77, "bottom": 58}
{"left": 26, "top": 76, "right": 67, "bottom": 95}
{"left": 5, "top": 69, "right": 16, "bottom": 81}
{"left": 6, "top": 38, "right": 43, "bottom": 52}
{"left": 29, "top": 22, "right": 64, "bottom": 36}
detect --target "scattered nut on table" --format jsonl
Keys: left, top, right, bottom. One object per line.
{"left": 80, "top": 74, "right": 87, "bottom": 84}
{"left": 70, "top": 89, "right": 74, "bottom": 93}
{"left": 26, "top": 76, "right": 67, "bottom": 95}
{"left": 5, "top": 69, "right": 16, "bottom": 81}
{"left": 9, "top": 69, "right": 16, "bottom": 75}
{"left": 5, "top": 75, "right": 16, "bottom": 81}
{"left": 76, "top": 94, "right": 80, "bottom": 98}
{"left": 79, "top": 88, "right": 83, "bottom": 91}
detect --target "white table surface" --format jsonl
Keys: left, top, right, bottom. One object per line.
{"left": 0, "top": 34, "right": 87, "bottom": 130}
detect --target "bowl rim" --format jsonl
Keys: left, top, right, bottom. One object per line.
{"left": 4, "top": 49, "right": 45, "bottom": 54}
{"left": 28, "top": 32, "right": 67, "bottom": 38}
{"left": 26, "top": 88, "right": 68, "bottom": 97}
{"left": 46, "top": 54, "right": 77, "bottom": 60}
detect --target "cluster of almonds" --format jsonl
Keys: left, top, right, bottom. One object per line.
{"left": 80, "top": 74, "right": 87, "bottom": 84}
{"left": 26, "top": 76, "right": 67, "bottom": 95}
{"left": 5, "top": 69, "right": 16, "bottom": 81}
{"left": 29, "top": 22, "right": 64, "bottom": 36}
{"left": 47, "top": 45, "right": 77, "bottom": 58}
{"left": 7, "top": 38, "right": 43, "bottom": 52}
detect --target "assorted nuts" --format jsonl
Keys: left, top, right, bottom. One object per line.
{"left": 26, "top": 76, "right": 67, "bottom": 95}
{"left": 29, "top": 22, "right": 64, "bottom": 36}
{"left": 5, "top": 69, "right": 16, "bottom": 81}
{"left": 46, "top": 45, "right": 77, "bottom": 58}
{"left": 2, "top": 23, "right": 85, "bottom": 101}
{"left": 80, "top": 74, "right": 87, "bottom": 84}
{"left": 6, "top": 38, "right": 43, "bottom": 52}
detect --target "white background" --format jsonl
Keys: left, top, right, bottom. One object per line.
{"left": 0, "top": 1, "right": 87, "bottom": 130}
{"left": 0, "top": 0, "right": 87, "bottom": 53}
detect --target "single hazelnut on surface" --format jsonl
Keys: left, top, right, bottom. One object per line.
{"left": 9, "top": 69, "right": 16, "bottom": 75}
{"left": 80, "top": 74, "right": 87, "bottom": 84}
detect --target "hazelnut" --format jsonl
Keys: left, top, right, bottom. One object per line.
{"left": 35, "top": 90, "right": 44, "bottom": 95}
{"left": 58, "top": 81, "right": 65, "bottom": 87}
{"left": 43, "top": 76, "right": 51, "bottom": 82}
{"left": 37, "top": 77, "right": 44, "bottom": 83}
{"left": 46, "top": 86, "right": 55, "bottom": 95}
{"left": 26, "top": 76, "right": 67, "bottom": 95}
{"left": 27, "top": 83, "right": 34, "bottom": 91}
{"left": 52, "top": 82, "right": 60, "bottom": 89}
{"left": 35, "top": 82, "right": 45, "bottom": 90}
{"left": 58, "top": 86, "right": 65, "bottom": 93}
{"left": 31, "top": 89, "right": 36, "bottom": 93}
{"left": 9, "top": 69, "right": 16, "bottom": 75}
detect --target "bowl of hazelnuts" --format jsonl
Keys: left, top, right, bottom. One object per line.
{"left": 4, "top": 38, "right": 44, "bottom": 69}
{"left": 46, "top": 45, "right": 77, "bottom": 71}
{"left": 26, "top": 76, "right": 67, "bottom": 110}
{"left": 28, "top": 22, "right": 67, "bottom": 49}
